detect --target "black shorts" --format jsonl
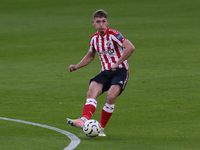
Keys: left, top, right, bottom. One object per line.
{"left": 90, "top": 68, "right": 129, "bottom": 95}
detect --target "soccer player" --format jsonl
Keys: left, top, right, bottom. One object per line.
{"left": 67, "top": 9, "right": 135, "bottom": 136}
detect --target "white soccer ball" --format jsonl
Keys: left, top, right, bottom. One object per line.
{"left": 83, "top": 119, "right": 101, "bottom": 137}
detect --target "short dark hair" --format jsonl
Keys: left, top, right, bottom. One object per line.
{"left": 93, "top": 9, "right": 108, "bottom": 19}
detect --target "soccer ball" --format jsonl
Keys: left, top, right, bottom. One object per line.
{"left": 83, "top": 119, "right": 101, "bottom": 137}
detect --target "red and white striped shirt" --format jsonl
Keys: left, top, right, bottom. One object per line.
{"left": 89, "top": 27, "right": 129, "bottom": 72}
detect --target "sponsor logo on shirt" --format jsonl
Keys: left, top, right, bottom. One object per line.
{"left": 98, "top": 49, "right": 114, "bottom": 55}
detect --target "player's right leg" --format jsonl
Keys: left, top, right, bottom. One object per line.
{"left": 66, "top": 81, "right": 103, "bottom": 129}
{"left": 81, "top": 81, "right": 103, "bottom": 120}
{"left": 87, "top": 81, "right": 103, "bottom": 99}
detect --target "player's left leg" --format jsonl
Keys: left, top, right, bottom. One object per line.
{"left": 99, "top": 84, "right": 121, "bottom": 135}
{"left": 99, "top": 68, "right": 129, "bottom": 136}
{"left": 106, "top": 84, "right": 121, "bottom": 104}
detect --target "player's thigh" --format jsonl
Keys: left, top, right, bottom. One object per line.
{"left": 87, "top": 81, "right": 103, "bottom": 99}
{"left": 106, "top": 85, "right": 121, "bottom": 104}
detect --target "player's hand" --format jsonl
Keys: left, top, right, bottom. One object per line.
{"left": 111, "top": 64, "right": 118, "bottom": 71}
{"left": 69, "top": 65, "right": 77, "bottom": 72}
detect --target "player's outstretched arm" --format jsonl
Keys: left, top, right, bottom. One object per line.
{"left": 69, "top": 50, "right": 96, "bottom": 72}
{"left": 69, "top": 65, "right": 77, "bottom": 72}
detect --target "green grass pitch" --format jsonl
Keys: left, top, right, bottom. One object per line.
{"left": 0, "top": 0, "right": 200, "bottom": 149}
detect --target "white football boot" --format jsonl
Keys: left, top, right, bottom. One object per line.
{"left": 98, "top": 127, "right": 106, "bottom": 136}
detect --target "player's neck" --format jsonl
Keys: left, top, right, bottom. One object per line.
{"left": 98, "top": 27, "right": 107, "bottom": 36}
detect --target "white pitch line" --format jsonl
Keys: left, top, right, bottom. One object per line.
{"left": 0, "top": 117, "right": 80, "bottom": 150}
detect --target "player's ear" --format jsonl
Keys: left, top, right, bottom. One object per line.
{"left": 92, "top": 20, "right": 95, "bottom": 26}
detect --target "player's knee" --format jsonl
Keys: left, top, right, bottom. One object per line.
{"left": 87, "top": 81, "right": 103, "bottom": 98}
{"left": 87, "top": 88, "right": 94, "bottom": 97}
{"left": 106, "top": 93, "right": 117, "bottom": 104}
{"left": 87, "top": 88, "right": 101, "bottom": 98}
{"left": 107, "top": 92, "right": 116, "bottom": 99}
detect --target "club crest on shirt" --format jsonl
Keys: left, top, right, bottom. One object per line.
{"left": 116, "top": 33, "right": 124, "bottom": 40}
{"left": 106, "top": 41, "right": 112, "bottom": 47}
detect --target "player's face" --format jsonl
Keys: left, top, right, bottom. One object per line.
{"left": 92, "top": 17, "right": 108, "bottom": 35}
